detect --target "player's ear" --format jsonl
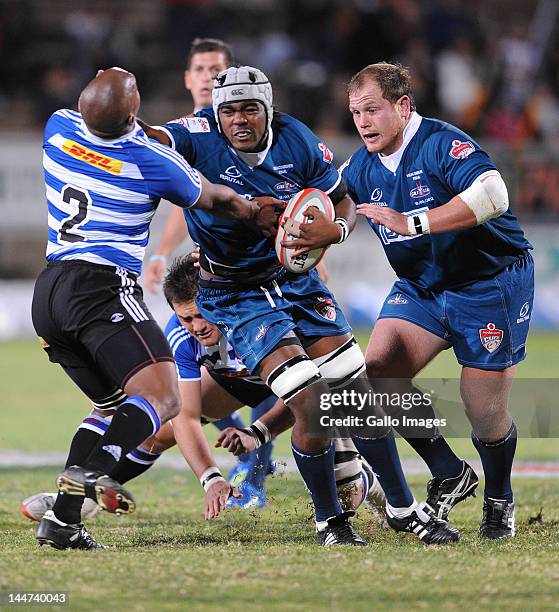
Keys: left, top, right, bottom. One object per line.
{"left": 126, "top": 113, "right": 135, "bottom": 126}
{"left": 397, "top": 95, "right": 411, "bottom": 119}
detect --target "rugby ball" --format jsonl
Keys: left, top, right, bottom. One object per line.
{"left": 275, "top": 188, "right": 335, "bottom": 273}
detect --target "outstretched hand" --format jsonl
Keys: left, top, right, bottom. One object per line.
{"left": 204, "top": 479, "right": 241, "bottom": 520}
{"left": 356, "top": 204, "right": 411, "bottom": 236}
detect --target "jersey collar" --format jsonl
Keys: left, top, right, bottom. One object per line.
{"left": 80, "top": 119, "right": 143, "bottom": 145}
{"left": 232, "top": 128, "right": 274, "bottom": 168}
{"left": 377, "top": 112, "right": 422, "bottom": 173}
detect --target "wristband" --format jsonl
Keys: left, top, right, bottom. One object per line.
{"left": 407, "top": 212, "right": 430, "bottom": 236}
{"left": 149, "top": 254, "right": 167, "bottom": 263}
{"left": 199, "top": 467, "right": 225, "bottom": 492}
{"left": 241, "top": 420, "right": 272, "bottom": 449}
{"left": 334, "top": 218, "right": 349, "bottom": 244}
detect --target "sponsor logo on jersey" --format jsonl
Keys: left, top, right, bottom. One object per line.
{"left": 61, "top": 138, "right": 123, "bottom": 175}
{"left": 274, "top": 181, "right": 297, "bottom": 192}
{"left": 410, "top": 183, "right": 431, "bottom": 199}
{"left": 449, "top": 139, "right": 475, "bottom": 160}
{"left": 184, "top": 117, "right": 210, "bottom": 133}
{"left": 406, "top": 169, "right": 423, "bottom": 178}
{"left": 255, "top": 324, "right": 269, "bottom": 341}
{"left": 516, "top": 302, "right": 530, "bottom": 324}
{"left": 479, "top": 323, "right": 503, "bottom": 353}
{"left": 387, "top": 293, "right": 409, "bottom": 305}
{"left": 318, "top": 142, "right": 333, "bottom": 163}
{"left": 273, "top": 163, "right": 294, "bottom": 174}
{"left": 220, "top": 165, "right": 244, "bottom": 185}
{"left": 111, "top": 313, "right": 125, "bottom": 323}
{"left": 370, "top": 188, "right": 383, "bottom": 201}
{"left": 314, "top": 297, "right": 336, "bottom": 321}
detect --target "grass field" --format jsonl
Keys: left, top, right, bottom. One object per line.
{"left": 1, "top": 469, "right": 559, "bottom": 611}
{"left": 0, "top": 335, "right": 558, "bottom": 610}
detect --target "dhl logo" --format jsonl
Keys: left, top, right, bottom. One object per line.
{"left": 61, "top": 139, "right": 123, "bottom": 175}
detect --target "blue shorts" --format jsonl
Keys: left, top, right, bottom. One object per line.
{"left": 197, "top": 269, "right": 352, "bottom": 373}
{"left": 378, "top": 253, "right": 534, "bottom": 370}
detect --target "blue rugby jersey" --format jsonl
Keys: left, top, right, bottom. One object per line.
{"left": 43, "top": 109, "right": 202, "bottom": 275}
{"left": 164, "top": 313, "right": 264, "bottom": 384}
{"left": 162, "top": 109, "right": 340, "bottom": 279}
{"left": 341, "top": 113, "right": 532, "bottom": 291}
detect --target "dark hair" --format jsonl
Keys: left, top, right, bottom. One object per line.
{"left": 186, "top": 38, "right": 234, "bottom": 70}
{"left": 163, "top": 253, "right": 199, "bottom": 306}
{"left": 348, "top": 62, "right": 416, "bottom": 111}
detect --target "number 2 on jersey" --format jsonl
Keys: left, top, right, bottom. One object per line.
{"left": 59, "top": 185, "right": 91, "bottom": 243}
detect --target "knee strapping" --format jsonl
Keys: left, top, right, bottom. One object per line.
{"left": 91, "top": 388, "right": 127, "bottom": 412}
{"left": 313, "top": 337, "right": 365, "bottom": 388}
{"left": 266, "top": 355, "right": 322, "bottom": 403}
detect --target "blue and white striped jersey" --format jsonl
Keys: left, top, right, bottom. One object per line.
{"left": 164, "top": 313, "right": 264, "bottom": 384}
{"left": 43, "top": 109, "right": 202, "bottom": 275}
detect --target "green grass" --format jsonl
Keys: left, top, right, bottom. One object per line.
{"left": 1, "top": 468, "right": 558, "bottom": 611}
{"left": 1, "top": 334, "right": 557, "bottom": 459}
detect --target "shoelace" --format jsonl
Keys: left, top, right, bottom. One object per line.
{"left": 78, "top": 526, "right": 101, "bottom": 549}
{"left": 333, "top": 521, "right": 360, "bottom": 542}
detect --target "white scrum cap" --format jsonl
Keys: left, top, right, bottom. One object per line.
{"left": 212, "top": 66, "right": 273, "bottom": 132}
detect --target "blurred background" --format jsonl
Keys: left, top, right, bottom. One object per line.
{"left": 0, "top": 0, "right": 558, "bottom": 344}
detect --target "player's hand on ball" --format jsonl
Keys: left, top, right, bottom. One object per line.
{"left": 281, "top": 207, "right": 341, "bottom": 256}
{"left": 356, "top": 204, "right": 411, "bottom": 236}
{"left": 204, "top": 480, "right": 241, "bottom": 520}
{"left": 215, "top": 427, "right": 258, "bottom": 455}
{"left": 250, "top": 196, "right": 285, "bottom": 237}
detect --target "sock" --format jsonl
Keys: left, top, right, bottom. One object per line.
{"left": 386, "top": 500, "right": 418, "bottom": 518}
{"left": 53, "top": 414, "right": 109, "bottom": 524}
{"left": 351, "top": 430, "right": 414, "bottom": 508}
{"left": 292, "top": 441, "right": 342, "bottom": 523}
{"left": 213, "top": 412, "right": 245, "bottom": 431}
{"left": 472, "top": 422, "right": 517, "bottom": 502}
{"left": 110, "top": 446, "right": 162, "bottom": 484}
{"left": 83, "top": 396, "right": 160, "bottom": 474}
{"left": 404, "top": 434, "right": 464, "bottom": 480}
{"left": 244, "top": 441, "right": 274, "bottom": 490}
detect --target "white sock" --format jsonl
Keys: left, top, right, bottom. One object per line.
{"left": 386, "top": 499, "right": 418, "bottom": 518}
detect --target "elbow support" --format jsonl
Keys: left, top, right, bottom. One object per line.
{"left": 459, "top": 171, "right": 509, "bottom": 224}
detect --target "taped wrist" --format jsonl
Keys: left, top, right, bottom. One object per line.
{"left": 241, "top": 419, "right": 272, "bottom": 449}
{"left": 200, "top": 467, "right": 226, "bottom": 492}
{"left": 407, "top": 212, "right": 430, "bottom": 236}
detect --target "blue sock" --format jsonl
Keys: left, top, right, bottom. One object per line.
{"left": 405, "top": 434, "right": 464, "bottom": 480}
{"left": 213, "top": 412, "right": 245, "bottom": 431}
{"left": 472, "top": 422, "right": 517, "bottom": 502}
{"left": 251, "top": 395, "right": 276, "bottom": 421}
{"left": 352, "top": 430, "right": 414, "bottom": 508}
{"left": 213, "top": 412, "right": 250, "bottom": 463}
{"left": 292, "top": 441, "right": 342, "bottom": 522}
{"left": 244, "top": 441, "right": 274, "bottom": 490}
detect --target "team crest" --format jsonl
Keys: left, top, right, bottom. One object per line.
{"left": 318, "top": 142, "right": 333, "bottom": 163}
{"left": 449, "top": 139, "right": 475, "bottom": 160}
{"left": 479, "top": 323, "right": 503, "bottom": 353}
{"left": 255, "top": 324, "right": 269, "bottom": 341}
{"left": 314, "top": 298, "right": 336, "bottom": 321}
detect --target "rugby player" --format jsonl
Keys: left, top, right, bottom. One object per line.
{"left": 23, "top": 255, "right": 386, "bottom": 522}
{"left": 141, "top": 66, "right": 459, "bottom": 546}
{"left": 340, "top": 62, "right": 533, "bottom": 538}
{"left": 31, "top": 67, "right": 277, "bottom": 550}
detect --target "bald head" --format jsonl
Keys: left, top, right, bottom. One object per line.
{"left": 78, "top": 68, "right": 140, "bottom": 138}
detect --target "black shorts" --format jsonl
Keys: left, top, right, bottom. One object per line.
{"left": 32, "top": 260, "right": 174, "bottom": 403}
{"left": 207, "top": 369, "right": 274, "bottom": 407}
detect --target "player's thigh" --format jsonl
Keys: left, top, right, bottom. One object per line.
{"left": 366, "top": 318, "right": 450, "bottom": 378}
{"left": 200, "top": 367, "right": 244, "bottom": 420}
{"left": 445, "top": 253, "right": 534, "bottom": 371}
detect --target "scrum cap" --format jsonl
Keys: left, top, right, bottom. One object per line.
{"left": 212, "top": 66, "right": 273, "bottom": 132}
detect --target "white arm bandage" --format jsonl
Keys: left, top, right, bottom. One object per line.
{"left": 458, "top": 170, "right": 509, "bottom": 224}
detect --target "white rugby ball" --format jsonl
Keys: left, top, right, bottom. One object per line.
{"left": 275, "top": 188, "right": 335, "bottom": 273}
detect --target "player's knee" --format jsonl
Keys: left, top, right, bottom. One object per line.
{"left": 266, "top": 354, "right": 322, "bottom": 405}
{"left": 314, "top": 337, "right": 366, "bottom": 385}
